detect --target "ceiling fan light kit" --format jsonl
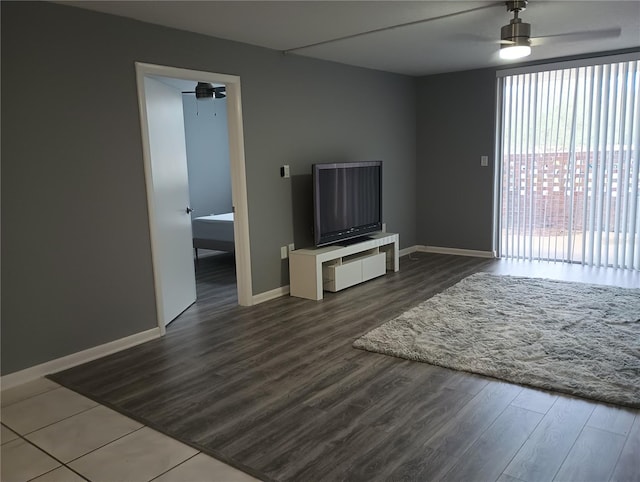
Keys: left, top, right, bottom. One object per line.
{"left": 195, "top": 82, "right": 215, "bottom": 99}
{"left": 500, "top": 41, "right": 532, "bottom": 60}
{"left": 500, "top": 0, "right": 532, "bottom": 60}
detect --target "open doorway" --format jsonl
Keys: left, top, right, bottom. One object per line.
{"left": 135, "top": 62, "right": 253, "bottom": 334}
{"left": 181, "top": 83, "right": 234, "bottom": 257}
{"left": 180, "top": 81, "right": 238, "bottom": 306}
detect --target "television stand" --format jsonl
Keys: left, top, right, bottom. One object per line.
{"left": 289, "top": 233, "right": 399, "bottom": 300}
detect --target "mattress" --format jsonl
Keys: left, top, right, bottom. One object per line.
{"left": 192, "top": 213, "right": 234, "bottom": 242}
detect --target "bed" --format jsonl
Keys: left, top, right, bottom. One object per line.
{"left": 192, "top": 212, "right": 235, "bottom": 256}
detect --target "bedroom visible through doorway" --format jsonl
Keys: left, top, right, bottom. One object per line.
{"left": 180, "top": 82, "right": 235, "bottom": 259}
{"left": 181, "top": 80, "right": 238, "bottom": 313}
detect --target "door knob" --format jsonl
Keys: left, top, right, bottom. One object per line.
{"left": 186, "top": 207, "right": 193, "bottom": 214}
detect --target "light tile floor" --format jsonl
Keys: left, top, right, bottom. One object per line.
{"left": 1, "top": 378, "right": 260, "bottom": 482}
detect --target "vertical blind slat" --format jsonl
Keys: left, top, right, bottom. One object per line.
{"left": 581, "top": 66, "right": 594, "bottom": 265}
{"left": 505, "top": 76, "right": 513, "bottom": 257}
{"left": 540, "top": 70, "right": 551, "bottom": 260}
{"left": 517, "top": 74, "right": 525, "bottom": 258}
{"left": 629, "top": 64, "right": 640, "bottom": 269}
{"left": 567, "top": 68, "right": 581, "bottom": 262}
{"left": 604, "top": 63, "right": 618, "bottom": 267}
{"left": 590, "top": 66, "right": 603, "bottom": 266}
{"left": 529, "top": 73, "right": 539, "bottom": 260}
{"left": 551, "top": 70, "right": 562, "bottom": 261}
{"left": 613, "top": 63, "right": 627, "bottom": 267}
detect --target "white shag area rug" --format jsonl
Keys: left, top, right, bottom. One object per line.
{"left": 353, "top": 273, "right": 640, "bottom": 408}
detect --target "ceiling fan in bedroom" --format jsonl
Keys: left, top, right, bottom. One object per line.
{"left": 182, "top": 82, "right": 226, "bottom": 99}
{"left": 498, "top": 0, "right": 621, "bottom": 60}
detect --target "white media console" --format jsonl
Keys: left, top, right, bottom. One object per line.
{"left": 289, "top": 233, "right": 399, "bottom": 300}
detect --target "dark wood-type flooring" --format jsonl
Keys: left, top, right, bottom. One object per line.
{"left": 50, "top": 252, "right": 640, "bottom": 482}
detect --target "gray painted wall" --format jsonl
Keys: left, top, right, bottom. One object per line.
{"left": 1, "top": 1, "right": 416, "bottom": 375}
{"left": 182, "top": 96, "right": 232, "bottom": 218}
{"left": 416, "top": 68, "right": 496, "bottom": 252}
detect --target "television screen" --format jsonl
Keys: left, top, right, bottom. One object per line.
{"left": 313, "top": 161, "right": 382, "bottom": 247}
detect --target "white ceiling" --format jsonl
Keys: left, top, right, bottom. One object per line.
{"left": 59, "top": 1, "right": 640, "bottom": 76}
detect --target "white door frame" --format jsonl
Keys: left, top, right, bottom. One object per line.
{"left": 135, "top": 62, "right": 253, "bottom": 334}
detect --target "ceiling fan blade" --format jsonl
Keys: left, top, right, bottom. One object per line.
{"left": 530, "top": 27, "right": 621, "bottom": 46}
{"left": 456, "top": 33, "right": 513, "bottom": 45}
{"left": 181, "top": 91, "right": 196, "bottom": 94}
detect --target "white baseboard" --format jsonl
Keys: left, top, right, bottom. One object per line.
{"left": 399, "top": 245, "right": 420, "bottom": 257}
{"left": 417, "top": 245, "right": 496, "bottom": 258}
{"left": 0, "top": 327, "right": 162, "bottom": 390}
{"left": 252, "top": 285, "right": 290, "bottom": 305}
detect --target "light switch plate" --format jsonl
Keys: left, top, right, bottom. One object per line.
{"left": 481, "top": 155, "right": 489, "bottom": 167}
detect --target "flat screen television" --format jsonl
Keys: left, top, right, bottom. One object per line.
{"left": 312, "top": 161, "right": 382, "bottom": 247}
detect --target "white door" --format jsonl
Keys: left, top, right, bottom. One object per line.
{"left": 143, "top": 76, "right": 196, "bottom": 325}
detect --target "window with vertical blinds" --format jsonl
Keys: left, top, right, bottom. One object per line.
{"left": 497, "top": 55, "right": 640, "bottom": 270}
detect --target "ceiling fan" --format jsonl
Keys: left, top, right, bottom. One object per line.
{"left": 284, "top": 1, "right": 622, "bottom": 63}
{"left": 499, "top": 0, "right": 622, "bottom": 60}
{"left": 182, "top": 82, "right": 226, "bottom": 99}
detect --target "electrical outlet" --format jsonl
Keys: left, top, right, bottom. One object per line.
{"left": 281, "top": 246, "right": 288, "bottom": 259}
{"left": 288, "top": 243, "right": 295, "bottom": 252}
{"left": 481, "top": 155, "right": 489, "bottom": 167}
